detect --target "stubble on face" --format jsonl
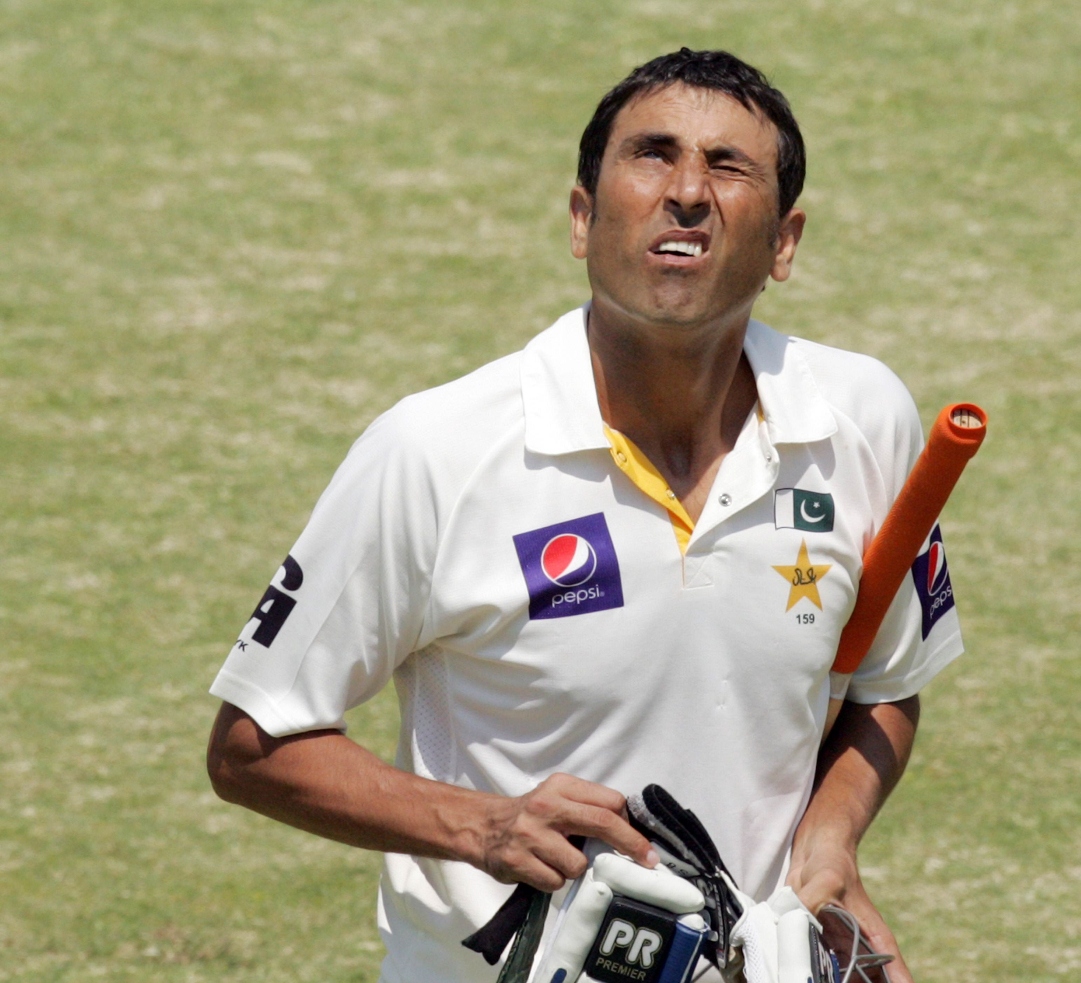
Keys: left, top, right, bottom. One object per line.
{"left": 573, "top": 84, "right": 787, "bottom": 336}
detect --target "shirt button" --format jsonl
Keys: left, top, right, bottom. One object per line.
{"left": 616, "top": 452, "right": 627, "bottom": 464}
{"left": 719, "top": 493, "right": 732, "bottom": 506}
{"left": 666, "top": 489, "right": 676, "bottom": 499}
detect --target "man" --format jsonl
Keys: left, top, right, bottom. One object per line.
{"left": 207, "top": 49, "right": 961, "bottom": 983}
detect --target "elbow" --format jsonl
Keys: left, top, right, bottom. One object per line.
{"left": 206, "top": 702, "right": 261, "bottom": 805}
{"left": 206, "top": 739, "right": 244, "bottom": 804}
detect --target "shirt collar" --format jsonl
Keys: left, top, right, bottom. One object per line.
{"left": 743, "top": 319, "right": 837, "bottom": 445}
{"left": 520, "top": 306, "right": 836, "bottom": 456}
{"left": 521, "top": 305, "right": 610, "bottom": 455}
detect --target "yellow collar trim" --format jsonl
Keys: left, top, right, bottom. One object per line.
{"left": 604, "top": 425, "right": 694, "bottom": 554}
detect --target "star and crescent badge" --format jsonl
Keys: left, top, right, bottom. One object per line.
{"left": 772, "top": 539, "right": 832, "bottom": 611}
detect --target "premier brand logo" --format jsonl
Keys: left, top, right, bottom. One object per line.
{"left": 584, "top": 897, "right": 676, "bottom": 983}
{"left": 911, "top": 524, "right": 955, "bottom": 640}
{"left": 513, "top": 513, "right": 624, "bottom": 620}
{"left": 599, "top": 919, "right": 664, "bottom": 968}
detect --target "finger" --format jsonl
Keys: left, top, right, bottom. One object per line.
{"left": 525, "top": 776, "right": 656, "bottom": 866}
{"left": 817, "top": 911, "right": 893, "bottom": 983}
{"left": 551, "top": 800, "right": 658, "bottom": 867}
{"left": 791, "top": 867, "right": 846, "bottom": 914}
{"left": 495, "top": 852, "right": 568, "bottom": 893}
{"left": 823, "top": 888, "right": 913, "bottom": 983}
{"left": 529, "top": 830, "right": 591, "bottom": 882}
{"left": 849, "top": 908, "right": 907, "bottom": 976}
{"left": 544, "top": 773, "right": 628, "bottom": 814}
{"left": 841, "top": 885, "right": 899, "bottom": 951}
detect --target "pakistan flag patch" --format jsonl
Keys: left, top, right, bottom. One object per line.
{"left": 774, "top": 488, "right": 835, "bottom": 532}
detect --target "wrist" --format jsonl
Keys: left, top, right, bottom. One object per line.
{"left": 790, "top": 817, "right": 859, "bottom": 868}
{"left": 434, "top": 785, "right": 513, "bottom": 869}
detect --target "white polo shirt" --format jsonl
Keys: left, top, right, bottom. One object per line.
{"left": 211, "top": 306, "right": 963, "bottom": 983}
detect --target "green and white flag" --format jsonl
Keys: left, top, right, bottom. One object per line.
{"left": 774, "top": 488, "right": 835, "bottom": 532}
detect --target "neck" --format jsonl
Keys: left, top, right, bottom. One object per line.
{"left": 587, "top": 299, "right": 759, "bottom": 515}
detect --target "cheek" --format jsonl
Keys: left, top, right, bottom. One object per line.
{"left": 595, "top": 174, "right": 659, "bottom": 227}
{"left": 589, "top": 207, "right": 644, "bottom": 263}
{"left": 716, "top": 193, "right": 779, "bottom": 250}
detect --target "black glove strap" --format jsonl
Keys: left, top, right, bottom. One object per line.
{"left": 495, "top": 888, "right": 551, "bottom": 983}
{"left": 461, "top": 882, "right": 540, "bottom": 966}
{"left": 461, "top": 836, "right": 585, "bottom": 969}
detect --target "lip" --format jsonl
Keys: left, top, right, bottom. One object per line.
{"left": 647, "top": 229, "right": 712, "bottom": 264}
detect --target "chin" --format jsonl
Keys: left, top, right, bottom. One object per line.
{"left": 640, "top": 290, "right": 716, "bottom": 327}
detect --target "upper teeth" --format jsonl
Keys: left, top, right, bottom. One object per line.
{"left": 657, "top": 241, "right": 702, "bottom": 257}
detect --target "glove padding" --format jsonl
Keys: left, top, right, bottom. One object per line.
{"left": 729, "top": 890, "right": 894, "bottom": 983}
{"left": 729, "top": 886, "right": 820, "bottom": 983}
{"left": 462, "top": 785, "right": 892, "bottom": 983}
{"left": 626, "top": 784, "right": 745, "bottom": 968}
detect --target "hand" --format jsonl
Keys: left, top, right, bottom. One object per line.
{"left": 786, "top": 836, "right": 914, "bottom": 983}
{"left": 474, "top": 773, "right": 658, "bottom": 892}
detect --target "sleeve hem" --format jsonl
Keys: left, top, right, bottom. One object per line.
{"left": 845, "top": 631, "right": 964, "bottom": 704}
{"left": 209, "top": 670, "right": 341, "bottom": 738}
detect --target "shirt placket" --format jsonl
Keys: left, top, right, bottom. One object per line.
{"left": 686, "top": 413, "right": 779, "bottom": 567}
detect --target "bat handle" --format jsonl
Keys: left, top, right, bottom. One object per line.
{"left": 822, "top": 694, "right": 845, "bottom": 741}
{"left": 825, "top": 696, "right": 843, "bottom": 735}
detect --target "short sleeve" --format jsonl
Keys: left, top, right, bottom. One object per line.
{"left": 843, "top": 533, "right": 963, "bottom": 703}
{"left": 209, "top": 408, "right": 438, "bottom": 737}
{"left": 842, "top": 379, "right": 964, "bottom": 704}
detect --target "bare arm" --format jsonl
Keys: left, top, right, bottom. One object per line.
{"left": 207, "top": 701, "right": 657, "bottom": 891}
{"left": 786, "top": 695, "right": 921, "bottom": 982}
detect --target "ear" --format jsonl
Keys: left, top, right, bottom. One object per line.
{"left": 769, "top": 207, "right": 806, "bottom": 283}
{"left": 569, "top": 185, "right": 594, "bottom": 260}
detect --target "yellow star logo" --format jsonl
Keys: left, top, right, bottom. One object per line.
{"left": 772, "top": 539, "right": 832, "bottom": 611}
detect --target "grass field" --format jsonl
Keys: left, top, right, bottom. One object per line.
{"left": 2, "top": 0, "right": 1080, "bottom": 980}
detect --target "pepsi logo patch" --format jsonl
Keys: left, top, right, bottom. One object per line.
{"left": 513, "top": 513, "right": 624, "bottom": 620}
{"left": 925, "top": 540, "right": 948, "bottom": 594}
{"left": 911, "top": 524, "right": 955, "bottom": 639}
{"left": 541, "top": 534, "right": 598, "bottom": 587}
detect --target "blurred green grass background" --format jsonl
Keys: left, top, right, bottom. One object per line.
{"left": 1, "top": 0, "right": 1079, "bottom": 980}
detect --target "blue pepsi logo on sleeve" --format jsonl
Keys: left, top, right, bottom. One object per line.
{"left": 513, "top": 513, "right": 624, "bottom": 620}
{"left": 911, "top": 525, "right": 955, "bottom": 640}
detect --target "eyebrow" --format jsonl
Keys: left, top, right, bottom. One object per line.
{"left": 704, "top": 146, "right": 763, "bottom": 173}
{"left": 619, "top": 132, "right": 680, "bottom": 156}
{"left": 619, "top": 132, "right": 768, "bottom": 177}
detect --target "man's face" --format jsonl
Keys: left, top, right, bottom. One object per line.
{"left": 570, "top": 83, "right": 804, "bottom": 330}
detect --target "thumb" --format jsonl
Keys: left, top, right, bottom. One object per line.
{"left": 790, "top": 866, "right": 846, "bottom": 915}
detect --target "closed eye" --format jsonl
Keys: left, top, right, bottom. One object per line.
{"left": 706, "top": 147, "right": 767, "bottom": 180}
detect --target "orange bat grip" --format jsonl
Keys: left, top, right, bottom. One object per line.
{"left": 831, "top": 403, "right": 987, "bottom": 675}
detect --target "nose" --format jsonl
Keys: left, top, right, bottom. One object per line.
{"left": 665, "top": 156, "right": 710, "bottom": 227}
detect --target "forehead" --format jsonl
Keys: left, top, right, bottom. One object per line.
{"left": 606, "top": 82, "right": 779, "bottom": 170}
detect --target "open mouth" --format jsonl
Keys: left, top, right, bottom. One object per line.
{"left": 649, "top": 232, "right": 710, "bottom": 260}
{"left": 655, "top": 240, "right": 703, "bottom": 257}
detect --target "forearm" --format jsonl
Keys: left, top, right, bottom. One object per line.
{"left": 207, "top": 701, "right": 496, "bottom": 863}
{"left": 207, "top": 701, "right": 655, "bottom": 891}
{"left": 793, "top": 695, "right": 920, "bottom": 861}
{"left": 787, "top": 696, "right": 921, "bottom": 982}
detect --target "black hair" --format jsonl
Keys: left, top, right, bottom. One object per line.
{"left": 577, "top": 48, "right": 806, "bottom": 217}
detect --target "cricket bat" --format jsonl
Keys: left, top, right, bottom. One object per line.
{"left": 822, "top": 403, "right": 987, "bottom": 739}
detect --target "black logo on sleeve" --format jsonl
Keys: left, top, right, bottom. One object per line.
{"left": 247, "top": 554, "right": 304, "bottom": 648}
